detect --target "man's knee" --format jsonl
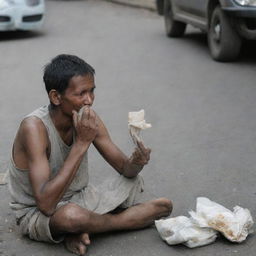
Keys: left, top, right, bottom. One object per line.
{"left": 52, "top": 203, "right": 90, "bottom": 233}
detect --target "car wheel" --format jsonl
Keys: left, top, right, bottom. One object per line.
{"left": 208, "top": 6, "right": 241, "bottom": 62}
{"left": 164, "top": 0, "right": 186, "bottom": 37}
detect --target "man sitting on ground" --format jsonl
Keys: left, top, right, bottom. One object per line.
{"left": 8, "top": 54, "right": 172, "bottom": 255}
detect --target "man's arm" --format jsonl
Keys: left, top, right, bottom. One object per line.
{"left": 93, "top": 114, "right": 151, "bottom": 178}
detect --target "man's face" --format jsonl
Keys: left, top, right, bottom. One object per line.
{"left": 59, "top": 74, "right": 96, "bottom": 115}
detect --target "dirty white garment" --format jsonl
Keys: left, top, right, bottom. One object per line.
{"left": 189, "top": 197, "right": 254, "bottom": 243}
{"left": 128, "top": 109, "right": 151, "bottom": 145}
{"left": 155, "top": 216, "right": 217, "bottom": 248}
{"left": 8, "top": 105, "right": 144, "bottom": 243}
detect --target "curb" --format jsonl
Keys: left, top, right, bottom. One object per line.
{"left": 105, "top": 0, "right": 156, "bottom": 11}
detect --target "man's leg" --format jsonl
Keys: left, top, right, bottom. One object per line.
{"left": 49, "top": 198, "right": 172, "bottom": 255}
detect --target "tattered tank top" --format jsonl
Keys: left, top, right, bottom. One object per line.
{"left": 8, "top": 105, "right": 89, "bottom": 219}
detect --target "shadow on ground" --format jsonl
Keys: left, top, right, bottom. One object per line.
{"left": 0, "top": 31, "right": 45, "bottom": 41}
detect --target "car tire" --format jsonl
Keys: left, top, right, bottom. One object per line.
{"left": 208, "top": 6, "right": 241, "bottom": 62}
{"left": 164, "top": 0, "right": 186, "bottom": 37}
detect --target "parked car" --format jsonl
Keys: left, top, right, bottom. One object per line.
{"left": 0, "top": 0, "right": 45, "bottom": 31}
{"left": 156, "top": 0, "right": 256, "bottom": 62}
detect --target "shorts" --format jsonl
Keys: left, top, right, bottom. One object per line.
{"left": 18, "top": 175, "right": 144, "bottom": 243}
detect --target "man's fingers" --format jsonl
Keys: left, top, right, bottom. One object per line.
{"left": 136, "top": 140, "right": 146, "bottom": 151}
{"left": 94, "top": 116, "right": 99, "bottom": 131}
{"left": 146, "top": 148, "right": 151, "bottom": 161}
{"left": 136, "top": 141, "right": 151, "bottom": 156}
{"left": 133, "top": 146, "right": 151, "bottom": 164}
{"left": 89, "top": 109, "right": 97, "bottom": 125}
{"left": 72, "top": 110, "right": 78, "bottom": 128}
{"left": 87, "top": 109, "right": 98, "bottom": 130}
{"left": 81, "top": 107, "right": 97, "bottom": 124}
{"left": 81, "top": 106, "right": 90, "bottom": 120}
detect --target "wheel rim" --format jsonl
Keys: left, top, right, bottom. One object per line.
{"left": 164, "top": 1, "right": 173, "bottom": 33}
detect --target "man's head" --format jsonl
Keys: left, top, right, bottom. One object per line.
{"left": 43, "top": 54, "right": 95, "bottom": 95}
{"left": 43, "top": 54, "right": 96, "bottom": 114}
{"left": 43, "top": 54, "right": 95, "bottom": 110}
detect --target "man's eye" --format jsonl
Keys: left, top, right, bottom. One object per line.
{"left": 91, "top": 88, "right": 95, "bottom": 93}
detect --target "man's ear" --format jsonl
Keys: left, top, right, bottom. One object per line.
{"left": 49, "top": 89, "right": 61, "bottom": 106}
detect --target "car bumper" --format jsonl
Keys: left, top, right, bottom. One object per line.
{"left": 223, "top": 7, "right": 256, "bottom": 18}
{"left": 0, "top": 4, "right": 44, "bottom": 31}
{"left": 222, "top": 7, "right": 256, "bottom": 40}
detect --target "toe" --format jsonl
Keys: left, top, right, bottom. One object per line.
{"left": 78, "top": 243, "right": 87, "bottom": 255}
{"left": 81, "top": 233, "right": 90, "bottom": 245}
{"left": 65, "top": 242, "right": 80, "bottom": 255}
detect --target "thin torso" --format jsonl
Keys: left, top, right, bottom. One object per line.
{"left": 12, "top": 115, "right": 73, "bottom": 171}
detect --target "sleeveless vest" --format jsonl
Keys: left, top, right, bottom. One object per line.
{"left": 8, "top": 105, "right": 89, "bottom": 219}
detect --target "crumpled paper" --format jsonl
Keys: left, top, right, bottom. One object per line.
{"left": 155, "top": 197, "right": 254, "bottom": 248}
{"left": 189, "top": 197, "right": 254, "bottom": 243}
{"left": 155, "top": 216, "right": 218, "bottom": 248}
{"left": 128, "top": 109, "right": 151, "bottom": 145}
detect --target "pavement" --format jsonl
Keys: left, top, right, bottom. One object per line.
{"left": 106, "top": 0, "right": 156, "bottom": 11}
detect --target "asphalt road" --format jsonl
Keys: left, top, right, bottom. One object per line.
{"left": 1, "top": 0, "right": 256, "bottom": 255}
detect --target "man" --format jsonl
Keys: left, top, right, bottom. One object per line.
{"left": 8, "top": 54, "right": 172, "bottom": 255}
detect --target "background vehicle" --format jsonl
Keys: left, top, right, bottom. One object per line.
{"left": 0, "top": 0, "right": 45, "bottom": 31}
{"left": 156, "top": 0, "right": 256, "bottom": 62}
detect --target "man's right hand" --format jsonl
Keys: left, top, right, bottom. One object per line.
{"left": 72, "top": 106, "right": 99, "bottom": 145}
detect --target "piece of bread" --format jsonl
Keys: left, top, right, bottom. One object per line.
{"left": 128, "top": 109, "right": 151, "bottom": 144}
{"left": 128, "top": 109, "right": 152, "bottom": 129}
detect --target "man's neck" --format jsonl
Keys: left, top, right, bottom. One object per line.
{"left": 49, "top": 105, "right": 73, "bottom": 133}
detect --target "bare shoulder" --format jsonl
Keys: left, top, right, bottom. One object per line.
{"left": 19, "top": 116, "right": 47, "bottom": 138}
{"left": 20, "top": 115, "right": 45, "bottom": 128}
{"left": 17, "top": 116, "right": 49, "bottom": 153}
{"left": 13, "top": 116, "right": 49, "bottom": 169}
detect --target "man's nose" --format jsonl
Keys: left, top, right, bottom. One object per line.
{"left": 84, "top": 93, "right": 93, "bottom": 105}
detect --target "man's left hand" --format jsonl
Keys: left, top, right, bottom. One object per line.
{"left": 130, "top": 141, "right": 151, "bottom": 166}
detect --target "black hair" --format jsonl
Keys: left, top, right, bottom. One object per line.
{"left": 43, "top": 54, "right": 95, "bottom": 94}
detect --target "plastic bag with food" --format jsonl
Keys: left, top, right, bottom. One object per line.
{"left": 189, "top": 197, "right": 254, "bottom": 243}
{"left": 155, "top": 216, "right": 217, "bottom": 248}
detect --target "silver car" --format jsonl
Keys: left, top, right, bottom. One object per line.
{"left": 156, "top": 0, "right": 256, "bottom": 62}
{"left": 0, "top": 0, "right": 45, "bottom": 31}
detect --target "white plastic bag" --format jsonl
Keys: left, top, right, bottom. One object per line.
{"left": 128, "top": 109, "right": 151, "bottom": 145}
{"left": 189, "top": 197, "right": 254, "bottom": 242}
{"left": 155, "top": 216, "right": 217, "bottom": 248}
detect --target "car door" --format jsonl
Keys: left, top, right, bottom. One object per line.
{"left": 175, "top": 0, "right": 208, "bottom": 19}
{"left": 172, "top": 0, "right": 189, "bottom": 13}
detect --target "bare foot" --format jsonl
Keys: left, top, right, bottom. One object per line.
{"left": 65, "top": 233, "right": 90, "bottom": 255}
{"left": 119, "top": 198, "right": 172, "bottom": 230}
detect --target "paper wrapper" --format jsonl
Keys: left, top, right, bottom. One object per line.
{"left": 128, "top": 109, "right": 151, "bottom": 145}
{"left": 155, "top": 197, "right": 254, "bottom": 248}
{"left": 189, "top": 197, "right": 254, "bottom": 243}
{"left": 155, "top": 216, "right": 217, "bottom": 248}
